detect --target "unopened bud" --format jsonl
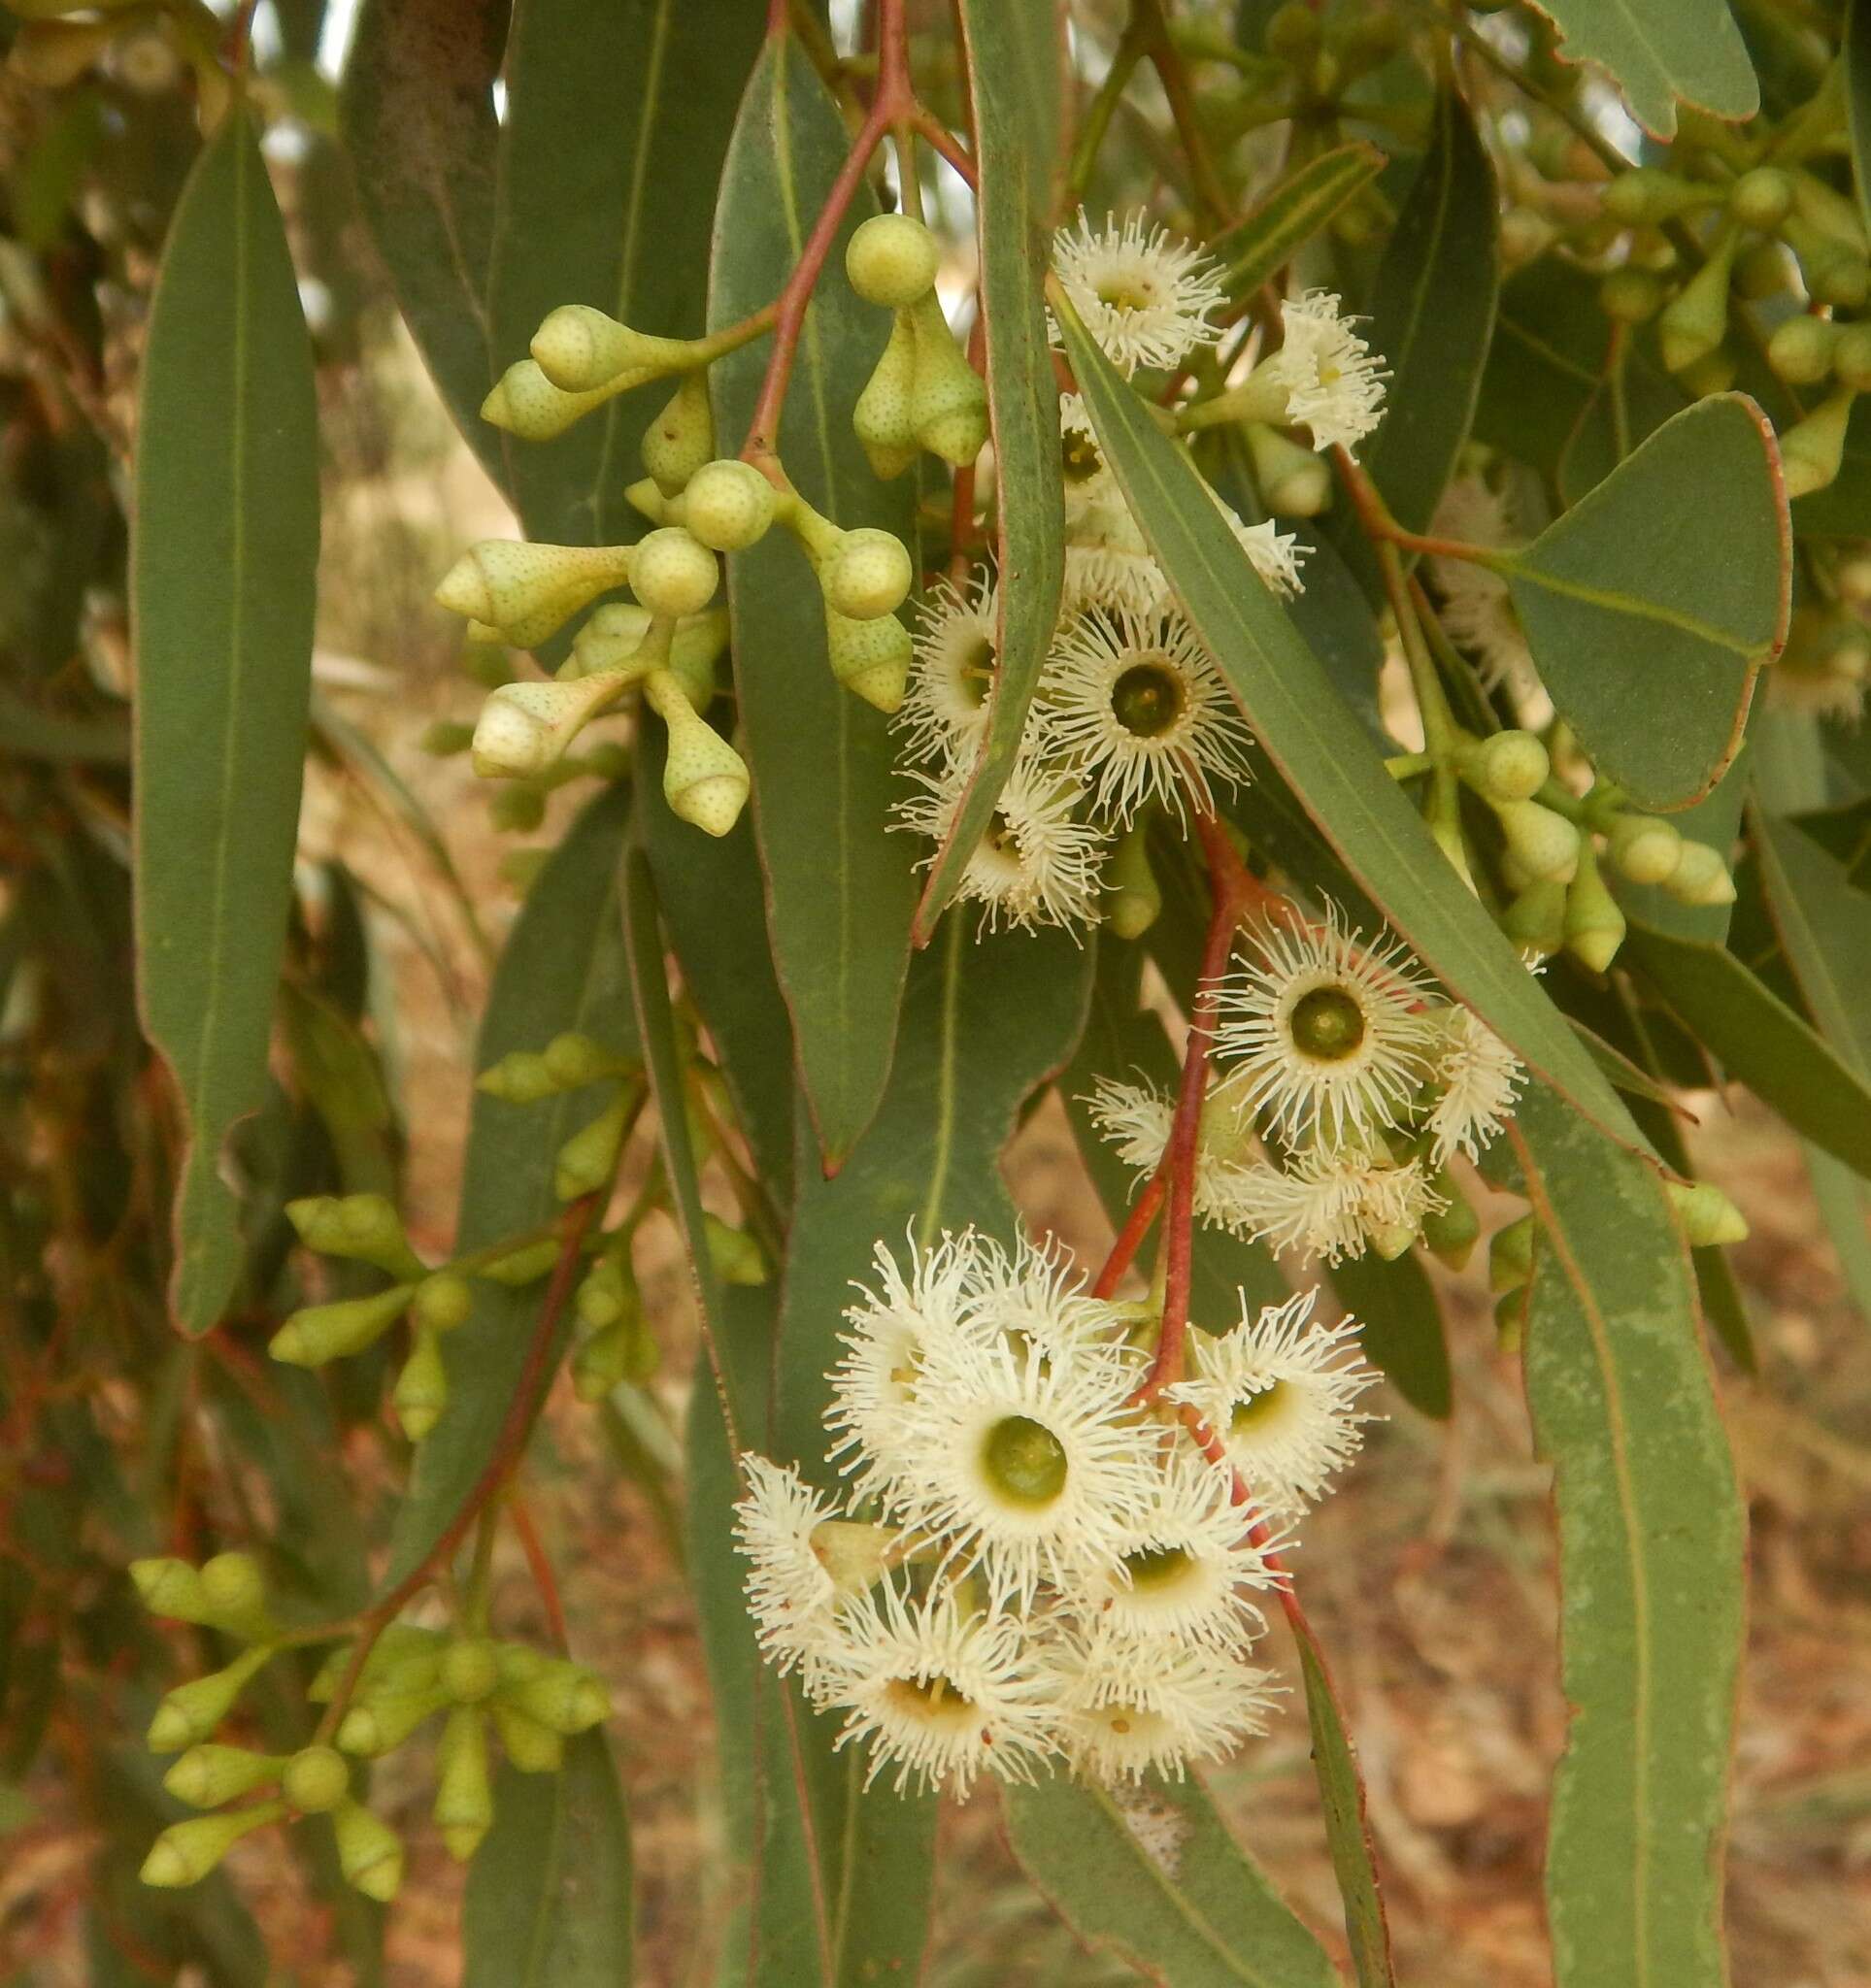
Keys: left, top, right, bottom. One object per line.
{"left": 1598, "top": 268, "right": 1663, "bottom": 325}
{"left": 470, "top": 668, "right": 633, "bottom": 779}
{"left": 434, "top": 541, "right": 633, "bottom": 649}
{"left": 1603, "top": 168, "right": 1713, "bottom": 226}
{"left": 1657, "top": 237, "right": 1737, "bottom": 377}
{"left": 1729, "top": 166, "right": 1794, "bottom": 231}
{"left": 1246, "top": 422, "right": 1332, "bottom": 514}
{"left": 825, "top": 605, "right": 912, "bottom": 712}
{"left": 490, "top": 1701, "right": 564, "bottom": 1773}
{"left": 309, "top": 1625, "right": 443, "bottom": 1704}
{"left": 499, "top": 1660, "right": 612, "bottom": 1735}
{"left": 1563, "top": 850, "right": 1626, "bottom": 974}
{"left": 641, "top": 371, "right": 715, "bottom": 496}
{"left": 1489, "top": 1213, "right": 1536, "bottom": 1294}
{"left": 441, "top": 1640, "right": 501, "bottom": 1706}
{"left": 334, "top": 1800, "right": 405, "bottom": 1901}
{"left": 1837, "top": 328, "right": 1871, "bottom": 395}
{"left": 1501, "top": 878, "right": 1567, "bottom": 957}
{"left": 810, "top": 1518, "right": 891, "bottom": 1596}
{"left": 1463, "top": 730, "right": 1550, "bottom": 804}
{"left": 1607, "top": 812, "right": 1683, "bottom": 885}
{"left": 629, "top": 528, "right": 719, "bottom": 618}
{"left": 853, "top": 312, "right": 919, "bottom": 479}
{"left": 1668, "top": 1178, "right": 1749, "bottom": 1245}
{"left": 907, "top": 291, "right": 988, "bottom": 467}
{"left": 684, "top": 459, "right": 779, "bottom": 550}
{"left": 820, "top": 528, "right": 913, "bottom": 621}
{"left": 480, "top": 1237, "right": 561, "bottom": 1285}
{"left": 847, "top": 213, "right": 940, "bottom": 308}
{"left": 575, "top": 1253, "right": 634, "bottom": 1333}
{"left": 477, "top": 1048, "right": 557, "bottom": 1104}
{"left": 392, "top": 1330, "right": 449, "bottom": 1442}
{"left": 1665, "top": 839, "right": 1737, "bottom": 907}
{"left": 644, "top": 669, "right": 750, "bottom": 836}
{"left": 530, "top": 305, "right": 689, "bottom": 394}
{"left": 147, "top": 1646, "right": 276, "bottom": 1754}
{"left": 131, "top": 1557, "right": 210, "bottom": 1623}
{"left": 1103, "top": 821, "right": 1161, "bottom": 939}
{"left": 705, "top": 1212, "right": 767, "bottom": 1286}
{"left": 432, "top": 1706, "right": 493, "bottom": 1863}
{"left": 1420, "top": 1172, "right": 1481, "bottom": 1271}
{"left": 412, "top": 1272, "right": 475, "bottom": 1335}
{"left": 482, "top": 360, "right": 627, "bottom": 443}
{"left": 198, "top": 1553, "right": 272, "bottom": 1640}
{"left": 163, "top": 1744, "right": 284, "bottom": 1809}
{"left": 1495, "top": 798, "right": 1581, "bottom": 882}
{"left": 336, "top": 1684, "right": 449, "bottom": 1758}
{"left": 572, "top": 1317, "right": 632, "bottom": 1401}
{"left": 282, "top": 1744, "right": 350, "bottom": 1814}
{"left": 285, "top": 1193, "right": 423, "bottom": 1278}
{"left": 269, "top": 1284, "right": 415, "bottom": 1368}
{"left": 141, "top": 1804, "right": 284, "bottom": 1889}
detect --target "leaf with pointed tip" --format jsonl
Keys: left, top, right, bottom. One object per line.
{"left": 487, "top": 0, "right": 762, "bottom": 547}
{"left": 1004, "top": 1773, "right": 1340, "bottom": 1988}
{"left": 709, "top": 39, "right": 918, "bottom": 1171}
{"left": 1513, "top": 1084, "right": 1746, "bottom": 1988}
{"left": 917, "top": 0, "right": 1068, "bottom": 939}
{"left": 132, "top": 115, "right": 320, "bottom": 1337}
{"left": 463, "top": 1730, "right": 632, "bottom": 1988}
{"left": 1501, "top": 396, "right": 1786, "bottom": 811}
{"left": 1213, "top": 142, "right": 1385, "bottom": 304}
{"left": 339, "top": 0, "right": 510, "bottom": 491}
{"left": 1531, "top": 0, "right": 1758, "bottom": 137}
{"left": 386, "top": 787, "right": 636, "bottom": 1584}
{"left": 1054, "top": 307, "right": 1647, "bottom": 1156}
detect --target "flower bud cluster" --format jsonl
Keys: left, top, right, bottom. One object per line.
{"left": 733, "top": 1231, "right": 1380, "bottom": 1796}
{"left": 1089, "top": 904, "right": 1521, "bottom": 1270}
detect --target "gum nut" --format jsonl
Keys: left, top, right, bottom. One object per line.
{"left": 846, "top": 213, "right": 940, "bottom": 307}
{"left": 684, "top": 459, "right": 778, "bottom": 550}
{"left": 630, "top": 528, "right": 718, "bottom": 617}
{"left": 822, "top": 529, "right": 913, "bottom": 619}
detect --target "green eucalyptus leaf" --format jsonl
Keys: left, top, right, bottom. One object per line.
{"left": 709, "top": 38, "right": 919, "bottom": 1170}
{"left": 1626, "top": 918, "right": 1871, "bottom": 1178}
{"left": 1753, "top": 809, "right": 1871, "bottom": 1073}
{"left": 132, "top": 114, "right": 320, "bottom": 1338}
{"left": 1359, "top": 92, "right": 1498, "bottom": 540}
{"left": 1055, "top": 308, "right": 1647, "bottom": 1154}
{"left": 462, "top": 1730, "right": 632, "bottom": 1988}
{"left": 488, "top": 0, "right": 761, "bottom": 546}
{"left": 339, "top": 0, "right": 511, "bottom": 490}
{"left": 1326, "top": 1248, "right": 1451, "bottom": 1422}
{"left": 1292, "top": 1634, "right": 1392, "bottom": 1988}
{"left": 1531, "top": 0, "right": 1759, "bottom": 137}
{"left": 1213, "top": 142, "right": 1386, "bottom": 304}
{"left": 1516, "top": 1085, "right": 1746, "bottom": 1988}
{"left": 1502, "top": 396, "right": 1787, "bottom": 811}
{"left": 386, "top": 787, "right": 636, "bottom": 1584}
{"left": 1803, "top": 1141, "right": 1871, "bottom": 1319}
{"left": 917, "top": 0, "right": 1068, "bottom": 938}
{"left": 1003, "top": 1773, "right": 1339, "bottom": 1988}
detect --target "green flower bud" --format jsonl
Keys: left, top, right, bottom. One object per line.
{"left": 163, "top": 1744, "right": 284, "bottom": 1809}
{"left": 470, "top": 668, "right": 634, "bottom": 779}
{"left": 434, "top": 541, "right": 634, "bottom": 649}
{"left": 308, "top": 1625, "right": 444, "bottom": 1703}
{"left": 392, "top": 1330, "right": 449, "bottom": 1442}
{"left": 575, "top": 1253, "right": 634, "bottom": 1333}
{"left": 198, "top": 1553, "right": 272, "bottom": 1641}
{"left": 285, "top": 1193, "right": 424, "bottom": 1278}
{"left": 644, "top": 669, "right": 750, "bottom": 837}
{"left": 820, "top": 527, "right": 913, "bottom": 621}
{"left": 1463, "top": 730, "right": 1551, "bottom": 805}
{"left": 1501, "top": 878, "right": 1567, "bottom": 957}
{"left": 625, "top": 476, "right": 670, "bottom": 524}
{"left": 906, "top": 291, "right": 988, "bottom": 467}
{"left": 421, "top": 719, "right": 476, "bottom": 757}
{"left": 131, "top": 1557, "right": 210, "bottom": 1623}
{"left": 853, "top": 312, "right": 919, "bottom": 479}
{"left": 847, "top": 213, "right": 940, "bottom": 308}
{"left": 1602, "top": 168, "right": 1715, "bottom": 226}
{"left": 1664, "top": 839, "right": 1737, "bottom": 908}
{"left": 477, "top": 1049, "right": 556, "bottom": 1104}
{"left": 1767, "top": 314, "right": 1839, "bottom": 388}
{"left": 1729, "top": 166, "right": 1794, "bottom": 231}
{"left": 1657, "top": 236, "right": 1738, "bottom": 377}
{"left": 684, "top": 458, "right": 779, "bottom": 550}
{"left": 1264, "top": 0, "right": 1320, "bottom": 58}
{"left": 1103, "top": 821, "right": 1162, "bottom": 939}
{"left": 530, "top": 304, "right": 690, "bottom": 394}
{"left": 441, "top": 1639, "right": 501, "bottom": 1706}
{"left": 1562, "top": 847, "right": 1626, "bottom": 975}
{"left": 269, "top": 1284, "right": 415, "bottom": 1368}
{"left": 809, "top": 1517, "right": 891, "bottom": 1597}
{"left": 641, "top": 370, "right": 716, "bottom": 496}
{"left": 281, "top": 1744, "right": 350, "bottom": 1814}
{"left": 334, "top": 1800, "right": 405, "bottom": 1901}
{"left": 1245, "top": 422, "right": 1332, "bottom": 515}
{"left": 434, "top": 1706, "right": 494, "bottom": 1864}
{"left": 630, "top": 528, "right": 718, "bottom": 618}
{"left": 1420, "top": 1171, "right": 1481, "bottom": 1272}
{"left": 705, "top": 1212, "right": 767, "bottom": 1286}
{"left": 1498, "top": 207, "right": 1557, "bottom": 268}
{"left": 483, "top": 360, "right": 627, "bottom": 442}
{"left": 1732, "top": 238, "right": 1793, "bottom": 301}
{"left": 1667, "top": 1178, "right": 1749, "bottom": 1245}
{"left": 1598, "top": 267, "right": 1663, "bottom": 325}
{"left": 1494, "top": 798, "right": 1581, "bottom": 882}
{"left": 147, "top": 1646, "right": 276, "bottom": 1754}
{"left": 553, "top": 1090, "right": 633, "bottom": 1203}
{"left": 1489, "top": 1213, "right": 1536, "bottom": 1295}
{"left": 412, "top": 1273, "right": 475, "bottom": 1335}
{"left": 489, "top": 1701, "right": 564, "bottom": 1773}
{"left": 572, "top": 1317, "right": 632, "bottom": 1402}
{"left": 500, "top": 1660, "right": 612, "bottom": 1736}
{"left": 141, "top": 1803, "right": 284, "bottom": 1889}
{"left": 824, "top": 604, "right": 911, "bottom": 712}
{"left": 1607, "top": 812, "right": 1683, "bottom": 885}
{"left": 480, "top": 1237, "right": 562, "bottom": 1285}
{"left": 336, "top": 1683, "right": 449, "bottom": 1758}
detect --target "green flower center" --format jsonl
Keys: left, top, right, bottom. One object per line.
{"left": 1097, "top": 278, "right": 1156, "bottom": 315}
{"left": 1231, "top": 1381, "right": 1286, "bottom": 1433}
{"left": 1289, "top": 984, "right": 1366, "bottom": 1061}
{"left": 885, "top": 1672, "right": 975, "bottom": 1721}
{"left": 959, "top": 636, "right": 996, "bottom": 703}
{"left": 1122, "top": 1542, "right": 1194, "bottom": 1590}
{"left": 1111, "top": 658, "right": 1186, "bottom": 740}
{"left": 982, "top": 1413, "right": 1068, "bottom": 1506}
{"left": 1062, "top": 426, "right": 1105, "bottom": 483}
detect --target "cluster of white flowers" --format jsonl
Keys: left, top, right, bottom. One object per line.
{"left": 1088, "top": 906, "right": 1525, "bottom": 1267}
{"left": 892, "top": 214, "right": 1389, "bottom": 935}
{"left": 1427, "top": 476, "right": 1543, "bottom": 712}
{"left": 732, "top": 1233, "right": 1380, "bottom": 1799}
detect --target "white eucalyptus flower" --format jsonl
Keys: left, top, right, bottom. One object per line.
{"left": 1213, "top": 909, "right": 1439, "bottom": 1143}
{"left": 1229, "top": 1146, "right": 1444, "bottom": 1267}
{"left": 1040, "top": 606, "right": 1253, "bottom": 826}
{"left": 1428, "top": 478, "right": 1541, "bottom": 706}
{"left": 820, "top": 1581, "right": 1058, "bottom": 1798}
{"left": 1081, "top": 1077, "right": 1261, "bottom": 1231}
{"left": 732, "top": 1455, "right": 847, "bottom": 1681}
{"left": 964, "top": 1231, "right": 1131, "bottom": 1367}
{"left": 1425, "top": 1003, "right": 1524, "bottom": 1165}
{"left": 1268, "top": 291, "right": 1388, "bottom": 456}
{"left": 1051, "top": 210, "right": 1226, "bottom": 375}
{"left": 898, "top": 570, "right": 1000, "bottom": 763}
{"left": 1166, "top": 1288, "right": 1381, "bottom": 1512}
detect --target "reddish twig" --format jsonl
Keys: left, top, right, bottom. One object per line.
{"left": 1092, "top": 1173, "right": 1168, "bottom": 1298}
{"left": 507, "top": 1492, "right": 570, "bottom": 1653}
{"left": 1334, "top": 445, "right": 1501, "bottom": 567}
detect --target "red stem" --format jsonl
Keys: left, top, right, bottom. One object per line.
{"left": 508, "top": 1492, "right": 570, "bottom": 1652}
{"left": 1092, "top": 1173, "right": 1167, "bottom": 1298}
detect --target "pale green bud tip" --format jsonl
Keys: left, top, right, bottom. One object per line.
{"left": 131, "top": 1557, "right": 207, "bottom": 1620}
{"left": 847, "top": 212, "right": 940, "bottom": 307}
{"left": 1489, "top": 1215, "right": 1536, "bottom": 1294}
{"left": 1666, "top": 839, "right": 1737, "bottom": 907}
{"left": 491, "top": 1703, "right": 564, "bottom": 1773}
{"left": 282, "top": 1745, "right": 350, "bottom": 1814}
{"left": 825, "top": 609, "right": 911, "bottom": 713}
{"left": 631, "top": 528, "right": 718, "bottom": 618}
{"left": 1609, "top": 813, "right": 1683, "bottom": 886}
{"left": 481, "top": 1237, "right": 561, "bottom": 1285}
{"left": 684, "top": 459, "right": 779, "bottom": 551}
{"left": 471, "top": 672, "right": 628, "bottom": 780}
{"left": 648, "top": 671, "right": 750, "bottom": 836}
{"left": 1766, "top": 315, "right": 1836, "bottom": 388}
{"left": 1497, "top": 798, "right": 1581, "bottom": 882}
{"left": 163, "top": 1745, "right": 281, "bottom": 1809}
{"left": 1669, "top": 1179, "right": 1750, "bottom": 1246}
{"left": 335, "top": 1802, "right": 405, "bottom": 1901}
{"left": 544, "top": 1030, "right": 627, "bottom": 1088}
{"left": 530, "top": 304, "right": 677, "bottom": 394}
{"left": 553, "top": 1091, "right": 632, "bottom": 1202}
{"left": 269, "top": 1285, "right": 414, "bottom": 1367}
{"left": 392, "top": 1335, "right": 449, "bottom": 1441}
{"left": 821, "top": 528, "right": 913, "bottom": 621}
{"left": 477, "top": 1048, "right": 557, "bottom": 1103}
{"left": 141, "top": 1806, "right": 284, "bottom": 1889}
{"left": 1781, "top": 392, "right": 1856, "bottom": 500}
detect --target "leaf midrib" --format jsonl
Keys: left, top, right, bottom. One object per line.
{"left": 1504, "top": 559, "right": 1766, "bottom": 655}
